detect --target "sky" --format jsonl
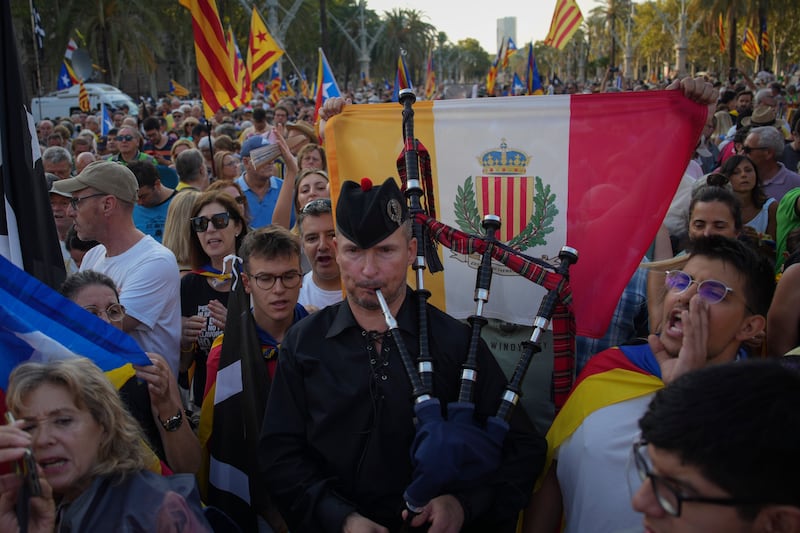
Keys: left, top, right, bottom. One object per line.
{"left": 364, "top": 0, "right": 604, "bottom": 54}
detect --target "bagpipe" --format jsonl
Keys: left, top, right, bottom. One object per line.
{"left": 376, "top": 89, "right": 578, "bottom": 515}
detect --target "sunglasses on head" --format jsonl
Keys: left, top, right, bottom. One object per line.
{"left": 117, "top": 135, "right": 135, "bottom": 142}
{"left": 191, "top": 212, "right": 231, "bottom": 232}
{"left": 300, "top": 198, "right": 332, "bottom": 214}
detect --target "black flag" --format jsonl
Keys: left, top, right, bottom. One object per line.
{"left": 0, "top": 2, "right": 65, "bottom": 289}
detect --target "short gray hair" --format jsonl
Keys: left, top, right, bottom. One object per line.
{"left": 749, "top": 126, "right": 784, "bottom": 154}
{"left": 42, "top": 146, "right": 72, "bottom": 165}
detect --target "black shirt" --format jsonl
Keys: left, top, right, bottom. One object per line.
{"left": 259, "top": 288, "right": 545, "bottom": 532}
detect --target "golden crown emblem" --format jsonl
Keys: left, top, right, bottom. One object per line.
{"left": 478, "top": 139, "right": 529, "bottom": 175}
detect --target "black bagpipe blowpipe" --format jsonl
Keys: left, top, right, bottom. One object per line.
{"left": 496, "top": 246, "right": 578, "bottom": 422}
{"left": 398, "top": 88, "right": 438, "bottom": 391}
{"left": 458, "top": 214, "right": 501, "bottom": 404}
{"left": 375, "top": 289, "right": 432, "bottom": 404}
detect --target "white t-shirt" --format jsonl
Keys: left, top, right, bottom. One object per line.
{"left": 556, "top": 394, "right": 653, "bottom": 533}
{"left": 81, "top": 235, "right": 181, "bottom": 375}
{"left": 298, "top": 271, "right": 343, "bottom": 310}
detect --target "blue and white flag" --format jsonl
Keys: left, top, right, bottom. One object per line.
{"left": 57, "top": 61, "right": 74, "bottom": 90}
{"left": 0, "top": 253, "right": 150, "bottom": 392}
{"left": 101, "top": 103, "right": 113, "bottom": 135}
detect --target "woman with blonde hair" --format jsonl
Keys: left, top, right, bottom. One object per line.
{"left": 163, "top": 189, "right": 201, "bottom": 275}
{"left": 212, "top": 150, "right": 241, "bottom": 181}
{"left": 0, "top": 357, "right": 211, "bottom": 530}
{"left": 169, "top": 138, "right": 195, "bottom": 169}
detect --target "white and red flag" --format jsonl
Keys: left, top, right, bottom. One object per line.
{"left": 325, "top": 92, "right": 706, "bottom": 338}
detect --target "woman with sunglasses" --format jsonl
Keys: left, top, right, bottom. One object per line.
{"left": 60, "top": 270, "right": 201, "bottom": 475}
{"left": 180, "top": 191, "right": 248, "bottom": 416}
{"left": 293, "top": 168, "right": 330, "bottom": 220}
{"left": 718, "top": 154, "right": 777, "bottom": 241}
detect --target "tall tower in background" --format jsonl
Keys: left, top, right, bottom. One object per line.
{"left": 496, "top": 16, "right": 517, "bottom": 52}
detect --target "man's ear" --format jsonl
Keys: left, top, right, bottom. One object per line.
{"left": 736, "top": 313, "right": 766, "bottom": 342}
{"left": 241, "top": 272, "right": 252, "bottom": 295}
{"left": 753, "top": 505, "right": 800, "bottom": 533}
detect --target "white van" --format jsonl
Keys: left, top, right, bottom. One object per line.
{"left": 31, "top": 83, "right": 139, "bottom": 123}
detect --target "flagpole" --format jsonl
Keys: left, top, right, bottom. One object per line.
{"left": 27, "top": 0, "right": 43, "bottom": 100}
{"left": 279, "top": 49, "right": 306, "bottom": 92}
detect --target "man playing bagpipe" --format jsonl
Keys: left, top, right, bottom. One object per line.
{"left": 259, "top": 177, "right": 545, "bottom": 532}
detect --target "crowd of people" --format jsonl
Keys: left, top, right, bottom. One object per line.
{"left": 0, "top": 73, "right": 799, "bottom": 532}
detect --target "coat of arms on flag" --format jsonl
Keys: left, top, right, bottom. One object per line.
{"left": 454, "top": 140, "right": 557, "bottom": 257}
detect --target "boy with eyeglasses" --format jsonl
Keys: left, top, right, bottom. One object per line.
{"left": 632, "top": 360, "right": 800, "bottom": 532}
{"left": 200, "top": 225, "right": 307, "bottom": 531}
{"left": 524, "top": 235, "right": 775, "bottom": 533}
{"left": 204, "top": 225, "right": 308, "bottom": 394}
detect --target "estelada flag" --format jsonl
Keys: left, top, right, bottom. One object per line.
{"left": 170, "top": 79, "right": 190, "bottom": 97}
{"left": 717, "top": 14, "right": 726, "bottom": 53}
{"left": 742, "top": 28, "right": 761, "bottom": 61}
{"left": 247, "top": 6, "right": 283, "bottom": 82}
{"left": 324, "top": 91, "right": 707, "bottom": 338}
{"left": 313, "top": 47, "right": 341, "bottom": 119}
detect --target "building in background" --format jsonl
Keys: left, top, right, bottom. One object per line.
{"left": 496, "top": 16, "right": 517, "bottom": 53}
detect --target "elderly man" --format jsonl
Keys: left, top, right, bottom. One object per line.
{"left": 37, "top": 119, "right": 54, "bottom": 146}
{"left": 110, "top": 126, "right": 157, "bottom": 166}
{"left": 75, "top": 152, "right": 97, "bottom": 174}
{"left": 260, "top": 178, "right": 543, "bottom": 533}
{"left": 53, "top": 160, "right": 182, "bottom": 375}
{"left": 175, "top": 148, "right": 210, "bottom": 191}
{"left": 743, "top": 126, "right": 800, "bottom": 202}
{"left": 236, "top": 135, "right": 295, "bottom": 228}
{"left": 42, "top": 146, "right": 73, "bottom": 180}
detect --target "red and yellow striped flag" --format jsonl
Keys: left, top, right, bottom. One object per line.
{"left": 78, "top": 80, "right": 90, "bottom": 112}
{"left": 247, "top": 6, "right": 283, "bottom": 82}
{"left": 186, "top": 0, "right": 237, "bottom": 118}
{"left": 544, "top": 0, "right": 584, "bottom": 50}
{"left": 742, "top": 28, "right": 761, "bottom": 61}
{"left": 717, "top": 14, "right": 726, "bottom": 53}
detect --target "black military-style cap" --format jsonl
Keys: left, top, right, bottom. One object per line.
{"left": 336, "top": 177, "right": 408, "bottom": 249}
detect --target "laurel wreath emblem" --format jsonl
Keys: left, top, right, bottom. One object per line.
{"left": 453, "top": 176, "right": 558, "bottom": 252}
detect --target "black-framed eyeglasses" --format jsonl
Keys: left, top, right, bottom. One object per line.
{"left": 632, "top": 440, "right": 767, "bottom": 517}
{"left": 742, "top": 146, "right": 768, "bottom": 154}
{"left": 250, "top": 270, "right": 302, "bottom": 291}
{"left": 83, "top": 303, "right": 126, "bottom": 322}
{"left": 190, "top": 212, "right": 231, "bottom": 232}
{"left": 116, "top": 134, "right": 135, "bottom": 142}
{"left": 70, "top": 193, "right": 107, "bottom": 210}
{"left": 300, "top": 198, "right": 332, "bottom": 214}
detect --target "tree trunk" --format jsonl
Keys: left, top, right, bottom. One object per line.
{"left": 727, "top": 5, "right": 736, "bottom": 81}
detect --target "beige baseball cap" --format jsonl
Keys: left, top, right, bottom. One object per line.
{"left": 52, "top": 160, "right": 138, "bottom": 204}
